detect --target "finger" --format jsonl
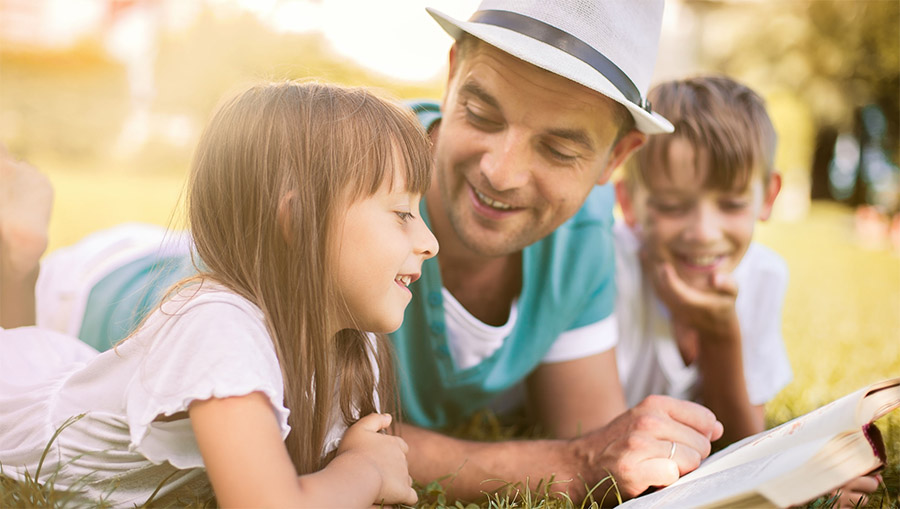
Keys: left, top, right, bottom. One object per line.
{"left": 395, "top": 436, "right": 409, "bottom": 454}
{"left": 403, "top": 486, "right": 419, "bottom": 506}
{"left": 710, "top": 272, "right": 738, "bottom": 297}
{"left": 660, "top": 439, "right": 703, "bottom": 476}
{"left": 354, "top": 412, "right": 391, "bottom": 433}
{"left": 842, "top": 475, "right": 880, "bottom": 493}
{"left": 638, "top": 458, "right": 680, "bottom": 489}
{"left": 640, "top": 396, "right": 723, "bottom": 442}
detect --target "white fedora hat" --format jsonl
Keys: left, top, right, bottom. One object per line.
{"left": 427, "top": 0, "right": 674, "bottom": 134}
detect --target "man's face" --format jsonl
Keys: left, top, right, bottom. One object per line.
{"left": 431, "top": 41, "right": 644, "bottom": 258}
{"left": 620, "top": 138, "right": 780, "bottom": 290}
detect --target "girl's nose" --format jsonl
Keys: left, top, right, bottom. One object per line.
{"left": 415, "top": 218, "right": 439, "bottom": 260}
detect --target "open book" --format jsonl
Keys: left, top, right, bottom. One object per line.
{"left": 618, "top": 377, "right": 900, "bottom": 508}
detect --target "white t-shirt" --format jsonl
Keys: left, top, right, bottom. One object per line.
{"left": 0, "top": 285, "right": 294, "bottom": 506}
{"left": 613, "top": 222, "right": 793, "bottom": 408}
{"left": 442, "top": 288, "right": 617, "bottom": 371}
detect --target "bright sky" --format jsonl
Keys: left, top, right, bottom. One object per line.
{"left": 223, "top": 0, "right": 482, "bottom": 81}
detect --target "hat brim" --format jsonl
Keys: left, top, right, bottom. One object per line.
{"left": 427, "top": 7, "right": 674, "bottom": 135}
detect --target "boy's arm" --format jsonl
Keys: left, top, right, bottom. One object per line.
{"left": 0, "top": 147, "right": 53, "bottom": 328}
{"left": 650, "top": 262, "right": 765, "bottom": 445}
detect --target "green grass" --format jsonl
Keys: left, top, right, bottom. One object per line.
{"left": 3, "top": 165, "right": 899, "bottom": 507}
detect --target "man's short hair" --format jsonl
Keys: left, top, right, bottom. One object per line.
{"left": 623, "top": 75, "right": 777, "bottom": 191}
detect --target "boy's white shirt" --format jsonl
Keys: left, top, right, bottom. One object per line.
{"left": 613, "top": 221, "right": 793, "bottom": 408}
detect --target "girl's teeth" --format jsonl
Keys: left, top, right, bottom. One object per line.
{"left": 475, "top": 189, "right": 512, "bottom": 210}
{"left": 396, "top": 276, "right": 411, "bottom": 286}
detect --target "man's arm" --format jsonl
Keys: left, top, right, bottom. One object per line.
{"left": 526, "top": 349, "right": 627, "bottom": 438}
{"left": 401, "top": 395, "right": 723, "bottom": 503}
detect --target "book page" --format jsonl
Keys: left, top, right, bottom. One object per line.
{"left": 616, "top": 437, "right": 829, "bottom": 508}
{"left": 671, "top": 377, "right": 899, "bottom": 486}
{"left": 671, "top": 386, "right": 866, "bottom": 485}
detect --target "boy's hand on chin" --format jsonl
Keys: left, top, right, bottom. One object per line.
{"left": 642, "top": 248, "right": 739, "bottom": 339}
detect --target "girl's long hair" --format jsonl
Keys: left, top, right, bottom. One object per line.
{"left": 183, "top": 81, "right": 432, "bottom": 473}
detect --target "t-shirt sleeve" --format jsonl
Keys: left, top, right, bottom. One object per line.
{"left": 125, "top": 292, "right": 289, "bottom": 469}
{"left": 738, "top": 246, "right": 793, "bottom": 405}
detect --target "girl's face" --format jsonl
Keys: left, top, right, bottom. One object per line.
{"left": 331, "top": 162, "right": 439, "bottom": 333}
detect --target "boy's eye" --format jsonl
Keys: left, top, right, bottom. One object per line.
{"left": 649, "top": 200, "right": 689, "bottom": 215}
{"left": 720, "top": 199, "right": 749, "bottom": 211}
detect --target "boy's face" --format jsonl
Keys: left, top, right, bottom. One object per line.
{"left": 618, "top": 137, "right": 781, "bottom": 290}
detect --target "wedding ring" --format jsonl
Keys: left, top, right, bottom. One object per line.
{"left": 667, "top": 441, "right": 677, "bottom": 460}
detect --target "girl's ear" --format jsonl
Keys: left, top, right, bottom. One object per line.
{"left": 615, "top": 179, "right": 639, "bottom": 228}
{"left": 758, "top": 172, "right": 782, "bottom": 221}
{"left": 277, "top": 190, "right": 298, "bottom": 243}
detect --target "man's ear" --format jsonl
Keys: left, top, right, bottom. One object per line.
{"left": 277, "top": 190, "right": 298, "bottom": 243}
{"left": 758, "top": 172, "right": 782, "bottom": 221}
{"left": 441, "top": 43, "right": 461, "bottom": 111}
{"left": 615, "top": 179, "right": 639, "bottom": 228}
{"left": 598, "top": 130, "right": 646, "bottom": 186}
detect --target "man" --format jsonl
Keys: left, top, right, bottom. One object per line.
{"left": 390, "top": 0, "right": 722, "bottom": 501}
{"left": 2, "top": 0, "right": 723, "bottom": 502}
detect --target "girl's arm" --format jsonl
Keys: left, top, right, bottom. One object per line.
{"left": 190, "top": 391, "right": 416, "bottom": 507}
{"left": 0, "top": 147, "right": 52, "bottom": 329}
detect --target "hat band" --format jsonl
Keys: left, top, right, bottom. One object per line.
{"left": 469, "top": 9, "right": 650, "bottom": 112}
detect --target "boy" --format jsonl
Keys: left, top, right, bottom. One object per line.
{"left": 613, "top": 75, "right": 879, "bottom": 506}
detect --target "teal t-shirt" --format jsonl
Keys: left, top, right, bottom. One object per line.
{"left": 392, "top": 101, "right": 618, "bottom": 429}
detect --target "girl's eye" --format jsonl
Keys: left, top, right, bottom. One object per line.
{"left": 395, "top": 211, "right": 414, "bottom": 222}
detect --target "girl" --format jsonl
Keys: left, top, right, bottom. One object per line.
{"left": 0, "top": 81, "right": 437, "bottom": 507}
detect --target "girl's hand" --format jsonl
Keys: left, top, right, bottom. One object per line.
{"left": 337, "top": 413, "right": 417, "bottom": 506}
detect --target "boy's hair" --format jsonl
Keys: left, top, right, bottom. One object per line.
{"left": 623, "top": 75, "right": 776, "bottom": 191}
{"left": 183, "top": 81, "right": 432, "bottom": 474}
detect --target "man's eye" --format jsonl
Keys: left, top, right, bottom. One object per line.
{"left": 544, "top": 144, "right": 578, "bottom": 163}
{"left": 465, "top": 107, "right": 501, "bottom": 130}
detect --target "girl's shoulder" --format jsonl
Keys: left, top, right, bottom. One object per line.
{"left": 155, "top": 280, "right": 264, "bottom": 323}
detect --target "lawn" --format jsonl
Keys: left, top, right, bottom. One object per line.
{"left": 4, "top": 163, "right": 900, "bottom": 507}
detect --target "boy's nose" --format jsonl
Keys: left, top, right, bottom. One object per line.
{"left": 687, "top": 203, "right": 724, "bottom": 242}
{"left": 480, "top": 130, "right": 531, "bottom": 192}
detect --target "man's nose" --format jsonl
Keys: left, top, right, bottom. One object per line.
{"left": 480, "top": 130, "right": 531, "bottom": 192}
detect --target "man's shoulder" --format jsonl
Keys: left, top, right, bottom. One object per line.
{"left": 406, "top": 99, "right": 442, "bottom": 131}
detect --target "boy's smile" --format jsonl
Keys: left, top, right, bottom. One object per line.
{"left": 620, "top": 138, "right": 780, "bottom": 290}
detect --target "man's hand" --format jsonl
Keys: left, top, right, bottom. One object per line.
{"left": 571, "top": 395, "right": 723, "bottom": 499}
